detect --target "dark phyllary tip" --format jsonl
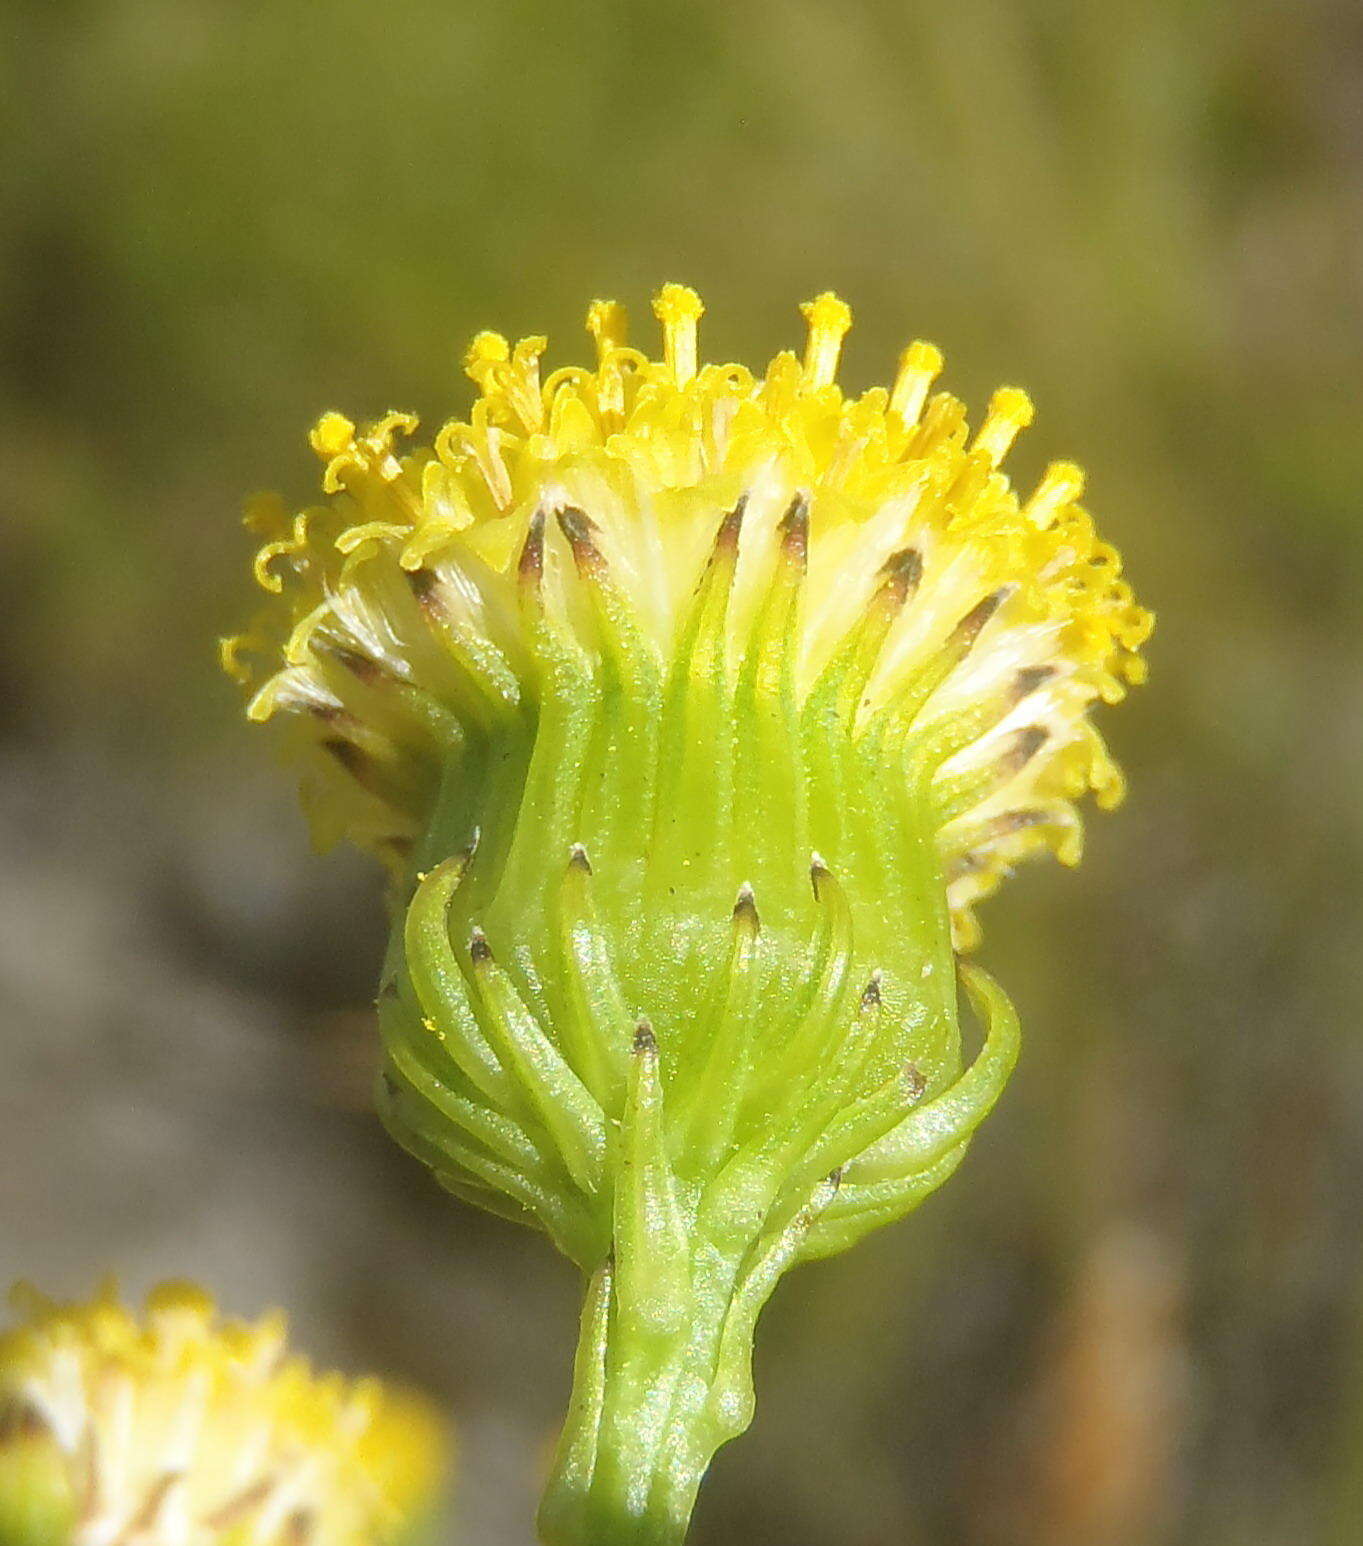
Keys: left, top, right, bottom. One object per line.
{"left": 329, "top": 643, "right": 383, "bottom": 685}
{"left": 994, "top": 807, "right": 1050, "bottom": 837}
{"left": 733, "top": 880, "right": 760, "bottom": 928}
{"left": 380, "top": 1071, "right": 400, "bottom": 1100}
{"left": 568, "top": 842, "right": 592, "bottom": 874}
{"left": 518, "top": 508, "right": 546, "bottom": 583}
{"left": 827, "top": 1166, "right": 845, "bottom": 1192}
{"left": 469, "top": 927, "right": 493, "bottom": 964}
{"left": 1011, "top": 663, "right": 1057, "bottom": 703}
{"left": 407, "top": 566, "right": 443, "bottom": 617}
{"left": 953, "top": 585, "right": 1013, "bottom": 649}
{"left": 1004, "top": 725, "right": 1049, "bottom": 772}
{"left": 321, "top": 736, "right": 367, "bottom": 779}
{"left": 556, "top": 505, "right": 607, "bottom": 578}
{"left": 284, "top": 1508, "right": 316, "bottom": 1546}
{"left": 0, "top": 1398, "right": 50, "bottom": 1444}
{"left": 809, "top": 851, "right": 831, "bottom": 899}
{"left": 779, "top": 491, "right": 810, "bottom": 565}
{"left": 712, "top": 494, "right": 748, "bottom": 557}
{"left": 860, "top": 969, "right": 883, "bottom": 1010}
{"left": 556, "top": 505, "right": 596, "bottom": 545}
{"left": 904, "top": 1063, "right": 928, "bottom": 1102}
{"left": 880, "top": 546, "right": 923, "bottom": 603}
{"left": 633, "top": 1020, "right": 657, "bottom": 1055}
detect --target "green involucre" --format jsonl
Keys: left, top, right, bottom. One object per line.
{"left": 373, "top": 499, "right": 1021, "bottom": 1545}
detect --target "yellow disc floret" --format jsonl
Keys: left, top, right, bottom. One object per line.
{"left": 226, "top": 288, "right": 1150, "bottom": 946}
{"left": 0, "top": 1279, "right": 448, "bottom": 1546}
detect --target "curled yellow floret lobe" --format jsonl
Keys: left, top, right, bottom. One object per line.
{"left": 0, "top": 1279, "right": 447, "bottom": 1546}
{"left": 226, "top": 287, "right": 1150, "bottom": 946}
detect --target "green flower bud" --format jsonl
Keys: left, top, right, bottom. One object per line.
{"left": 226, "top": 286, "right": 1149, "bottom": 1545}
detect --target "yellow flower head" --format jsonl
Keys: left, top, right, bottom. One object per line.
{"left": 0, "top": 1280, "right": 448, "bottom": 1546}
{"left": 225, "top": 287, "right": 1151, "bottom": 1546}
{"left": 227, "top": 285, "right": 1148, "bottom": 947}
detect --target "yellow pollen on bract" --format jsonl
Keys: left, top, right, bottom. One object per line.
{"left": 225, "top": 285, "right": 1151, "bottom": 946}
{"left": 0, "top": 1280, "right": 449, "bottom": 1546}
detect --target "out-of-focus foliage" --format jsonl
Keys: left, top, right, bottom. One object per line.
{"left": 1, "top": 2, "right": 1360, "bottom": 1543}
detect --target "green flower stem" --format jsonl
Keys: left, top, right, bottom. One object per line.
{"left": 537, "top": 1047, "right": 848, "bottom": 1546}
{"left": 538, "top": 1216, "right": 823, "bottom": 1546}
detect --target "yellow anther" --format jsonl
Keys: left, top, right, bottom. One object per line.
{"left": 972, "top": 387, "right": 1034, "bottom": 468}
{"left": 464, "top": 330, "right": 510, "bottom": 388}
{"left": 652, "top": 283, "right": 705, "bottom": 387}
{"left": 145, "top": 1281, "right": 215, "bottom": 1323}
{"left": 889, "top": 341, "right": 943, "bottom": 427}
{"left": 1024, "top": 460, "right": 1086, "bottom": 529}
{"left": 799, "top": 292, "right": 853, "bottom": 390}
{"left": 309, "top": 412, "right": 356, "bottom": 460}
{"left": 586, "top": 299, "right": 628, "bottom": 362}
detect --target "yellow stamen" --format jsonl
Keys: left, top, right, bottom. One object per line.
{"left": 309, "top": 412, "right": 355, "bottom": 460}
{"left": 586, "top": 299, "right": 628, "bottom": 361}
{"left": 1024, "top": 459, "right": 1086, "bottom": 528}
{"left": 889, "top": 340, "right": 944, "bottom": 427}
{"left": 652, "top": 283, "right": 704, "bottom": 387}
{"left": 972, "top": 387, "right": 1035, "bottom": 468}
{"left": 799, "top": 292, "right": 853, "bottom": 390}
{"left": 463, "top": 331, "right": 510, "bottom": 396}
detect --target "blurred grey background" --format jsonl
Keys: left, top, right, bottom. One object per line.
{"left": 3, "top": 2, "right": 1362, "bottom": 1543}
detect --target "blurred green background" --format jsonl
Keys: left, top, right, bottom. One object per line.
{"left": 2, "top": 1, "right": 1361, "bottom": 1542}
